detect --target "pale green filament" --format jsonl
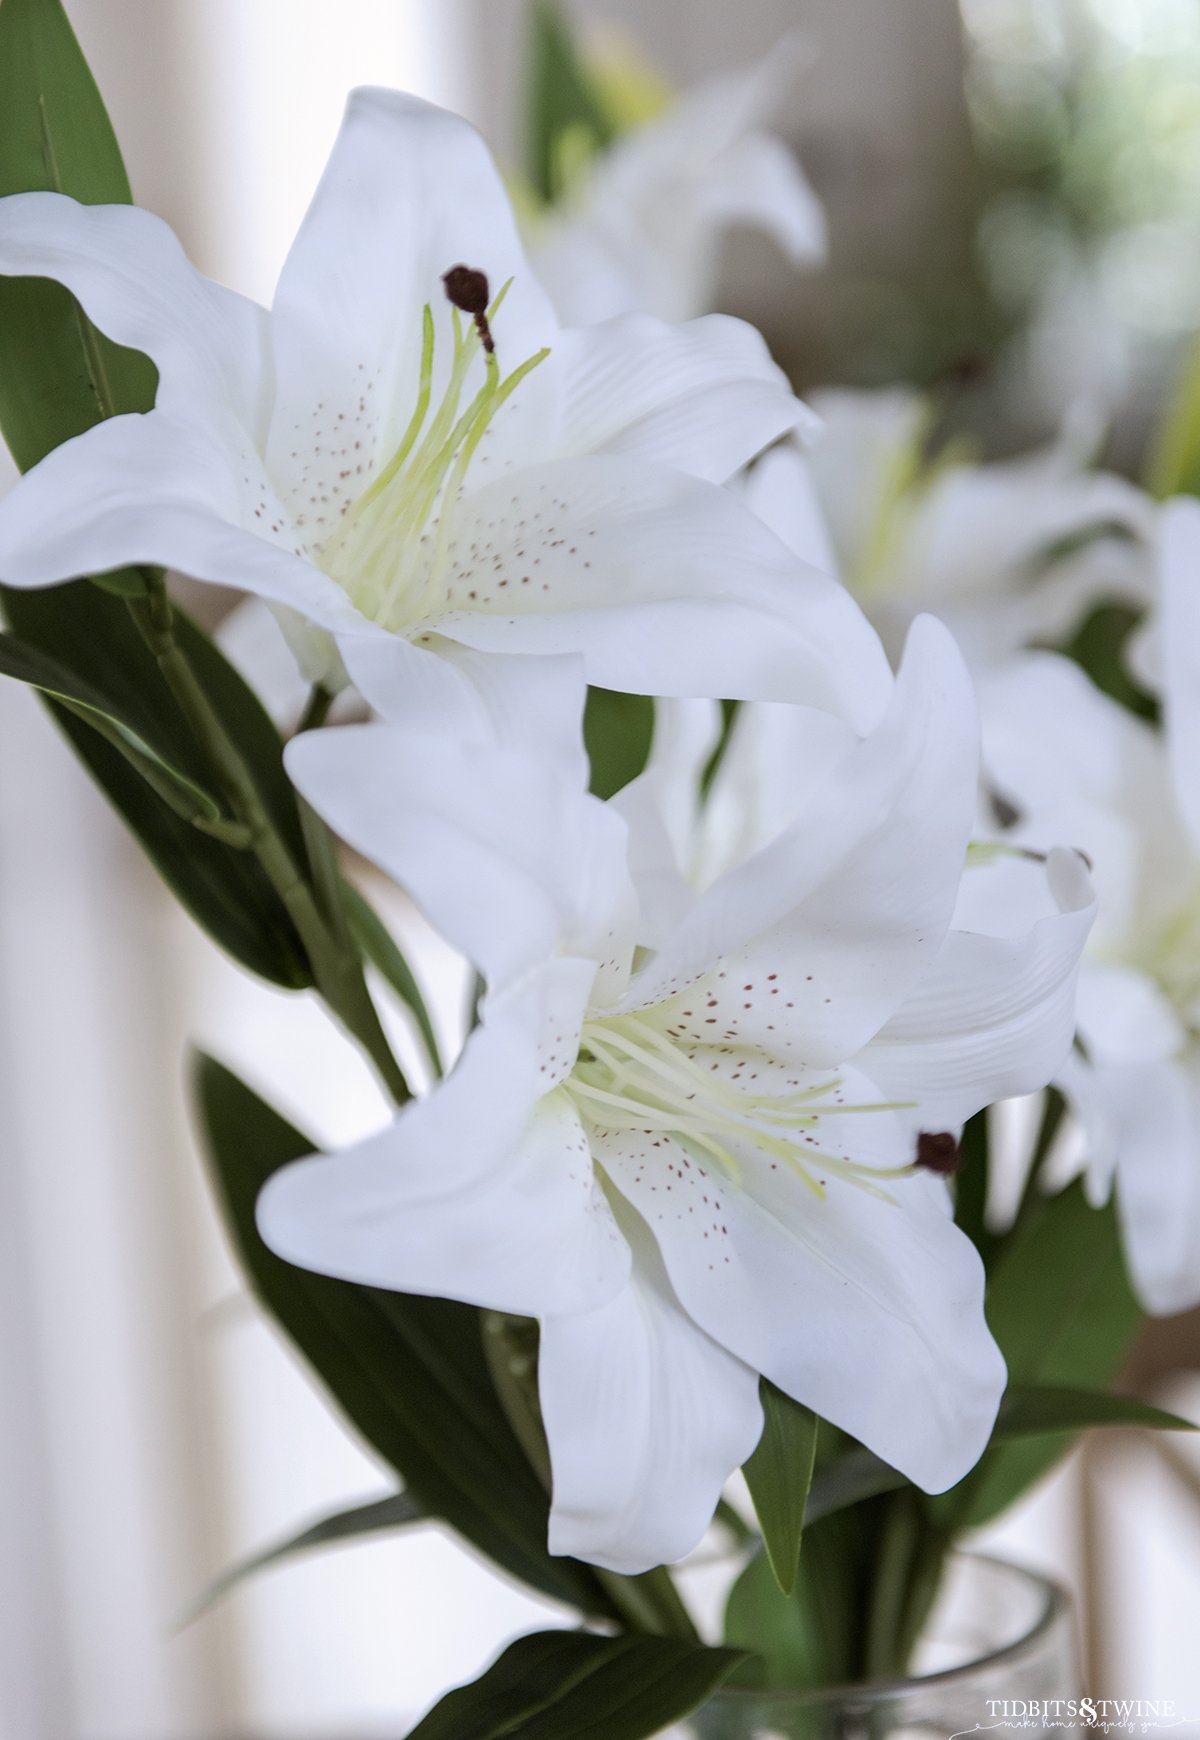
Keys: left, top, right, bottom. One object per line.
{"left": 321, "top": 279, "right": 549, "bottom": 632}
{"left": 564, "top": 1010, "right": 915, "bottom": 1203}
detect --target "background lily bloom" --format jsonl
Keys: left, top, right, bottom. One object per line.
{"left": 0, "top": 87, "right": 887, "bottom": 731}
{"left": 972, "top": 497, "right": 1200, "bottom": 1316}
{"left": 525, "top": 35, "right": 827, "bottom": 326}
{"left": 746, "top": 388, "right": 1153, "bottom": 674}
{"left": 257, "top": 626, "right": 1093, "bottom": 1574}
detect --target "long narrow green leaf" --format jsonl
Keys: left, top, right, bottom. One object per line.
{"left": 193, "top": 1053, "right": 619, "bottom": 1618}
{"left": 0, "top": 0, "right": 158, "bottom": 471}
{"left": 804, "top": 1449, "right": 907, "bottom": 1527}
{"left": 406, "top": 1631, "right": 745, "bottom": 1740}
{"left": 0, "top": 0, "right": 316, "bottom": 984}
{"left": 183, "top": 1490, "right": 423, "bottom": 1623}
{"left": 3, "top": 583, "right": 314, "bottom": 985}
{"left": 997, "top": 1384, "right": 1194, "bottom": 1439}
{"left": 742, "top": 1381, "right": 818, "bottom": 1596}
{"left": 0, "top": 627, "right": 232, "bottom": 822}
{"left": 341, "top": 880, "right": 443, "bottom": 1076}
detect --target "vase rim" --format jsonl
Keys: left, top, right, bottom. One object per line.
{"left": 712, "top": 1550, "right": 1071, "bottom": 1709}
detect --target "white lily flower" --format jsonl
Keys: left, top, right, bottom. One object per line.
{"left": 0, "top": 90, "right": 886, "bottom": 729}
{"left": 526, "top": 36, "right": 826, "bottom": 326}
{"left": 977, "top": 513, "right": 1200, "bottom": 1316}
{"left": 257, "top": 628, "right": 1093, "bottom": 1574}
{"left": 747, "top": 389, "right": 1153, "bottom": 673}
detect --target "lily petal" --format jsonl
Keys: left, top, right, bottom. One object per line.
{"left": 697, "top": 129, "right": 827, "bottom": 267}
{"left": 437, "top": 454, "right": 891, "bottom": 723}
{"left": 266, "top": 88, "right": 558, "bottom": 532}
{"left": 285, "top": 709, "right": 633, "bottom": 987}
{"left": 556, "top": 312, "right": 810, "bottom": 484}
{"left": 541, "top": 1204, "right": 762, "bottom": 1573}
{"left": 599, "top": 1129, "right": 1004, "bottom": 1493}
{"left": 860, "top": 848, "right": 1096, "bottom": 1130}
{"left": 0, "top": 409, "right": 368, "bottom": 640}
{"left": 257, "top": 966, "right": 629, "bottom": 1318}
{"left": 1110, "top": 1055, "right": 1200, "bottom": 1316}
{"left": 625, "top": 615, "right": 977, "bottom": 1063}
{"left": 0, "top": 191, "right": 270, "bottom": 435}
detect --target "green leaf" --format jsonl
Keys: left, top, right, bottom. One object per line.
{"left": 931, "top": 1179, "right": 1144, "bottom": 1529}
{"left": 997, "top": 1384, "right": 1194, "bottom": 1439}
{"left": 0, "top": 0, "right": 158, "bottom": 475}
{"left": 192, "top": 1052, "right": 619, "bottom": 1618}
{"left": 803, "top": 1448, "right": 907, "bottom": 1527}
{"left": 0, "top": 0, "right": 316, "bottom": 983}
{"left": 1050, "top": 602, "right": 1158, "bottom": 724}
{"left": 183, "top": 1490, "right": 423, "bottom": 1623}
{"left": 742, "top": 1381, "right": 817, "bottom": 1595}
{"left": 341, "top": 879, "right": 443, "bottom": 1076}
{"left": 3, "top": 582, "right": 313, "bottom": 985}
{"left": 583, "top": 686, "right": 655, "bottom": 799}
{"left": 406, "top": 1630, "right": 746, "bottom": 1740}
{"left": 527, "top": 0, "right": 616, "bottom": 203}
{"left": 0, "top": 627, "right": 234, "bottom": 826}
{"left": 951, "top": 1109, "right": 992, "bottom": 1265}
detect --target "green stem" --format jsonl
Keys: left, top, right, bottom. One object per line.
{"left": 297, "top": 682, "right": 335, "bottom": 734}
{"left": 127, "top": 585, "right": 409, "bottom": 1105}
{"left": 862, "top": 1493, "right": 920, "bottom": 1680}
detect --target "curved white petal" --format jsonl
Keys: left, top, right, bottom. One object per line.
{"left": 556, "top": 312, "right": 808, "bottom": 484}
{"left": 258, "top": 969, "right": 629, "bottom": 1317}
{"left": 0, "top": 191, "right": 270, "bottom": 436}
{"left": 861, "top": 848, "right": 1096, "bottom": 1130}
{"left": 1076, "top": 961, "right": 1185, "bottom": 1066}
{"left": 1158, "top": 496, "right": 1200, "bottom": 852}
{"left": 217, "top": 596, "right": 329, "bottom": 729}
{"left": 700, "top": 701, "right": 856, "bottom": 874}
{"left": 438, "top": 455, "right": 891, "bottom": 724}
{"left": 1110, "top": 1055, "right": 1200, "bottom": 1315}
{"left": 743, "top": 441, "right": 840, "bottom": 576}
{"left": 599, "top": 1131, "right": 1004, "bottom": 1493}
{"left": 266, "top": 88, "right": 558, "bottom": 532}
{"left": 625, "top": 616, "right": 978, "bottom": 1066}
{"left": 0, "top": 409, "right": 370, "bottom": 638}
{"left": 285, "top": 714, "right": 632, "bottom": 988}
{"left": 697, "top": 130, "right": 826, "bottom": 266}
{"left": 541, "top": 1206, "right": 762, "bottom": 1573}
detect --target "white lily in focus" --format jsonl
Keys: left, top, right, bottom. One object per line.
{"left": 257, "top": 631, "right": 1094, "bottom": 1574}
{"left": 747, "top": 390, "right": 1153, "bottom": 672}
{"left": 526, "top": 36, "right": 826, "bottom": 326}
{"left": 977, "top": 509, "right": 1200, "bottom": 1316}
{"left": 0, "top": 90, "right": 886, "bottom": 729}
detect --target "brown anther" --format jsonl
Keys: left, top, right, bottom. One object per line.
{"left": 914, "top": 1130, "right": 964, "bottom": 1176}
{"left": 442, "top": 264, "right": 494, "bottom": 353}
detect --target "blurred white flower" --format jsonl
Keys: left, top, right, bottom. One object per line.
{"left": 526, "top": 37, "right": 826, "bottom": 326}
{"left": 976, "top": 502, "right": 1200, "bottom": 1315}
{"left": 258, "top": 628, "right": 1093, "bottom": 1574}
{"left": 0, "top": 89, "right": 884, "bottom": 730}
{"left": 748, "top": 388, "right": 1154, "bottom": 671}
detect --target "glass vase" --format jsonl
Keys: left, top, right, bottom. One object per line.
{"left": 665, "top": 1553, "right": 1076, "bottom": 1740}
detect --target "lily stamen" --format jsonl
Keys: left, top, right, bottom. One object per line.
{"left": 565, "top": 1010, "right": 914, "bottom": 1205}
{"left": 321, "top": 273, "right": 549, "bottom": 631}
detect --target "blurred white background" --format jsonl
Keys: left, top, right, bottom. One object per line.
{"left": 2, "top": 3, "right": 1200, "bottom": 1737}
